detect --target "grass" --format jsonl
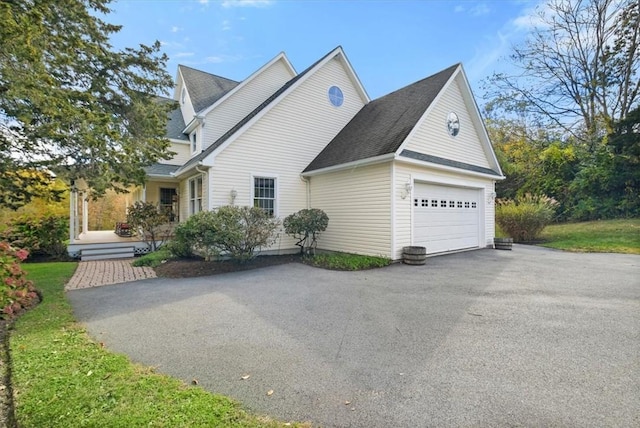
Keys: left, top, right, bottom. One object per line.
{"left": 131, "top": 246, "right": 173, "bottom": 267}
{"left": 304, "top": 252, "right": 392, "bottom": 270}
{"left": 13, "top": 262, "right": 303, "bottom": 427}
{"left": 537, "top": 218, "right": 640, "bottom": 254}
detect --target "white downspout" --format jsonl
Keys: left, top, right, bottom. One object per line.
{"left": 195, "top": 162, "right": 209, "bottom": 210}
{"left": 300, "top": 175, "right": 310, "bottom": 209}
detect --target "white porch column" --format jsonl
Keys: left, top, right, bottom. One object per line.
{"left": 69, "top": 187, "right": 76, "bottom": 242}
{"left": 82, "top": 192, "right": 89, "bottom": 234}
{"left": 142, "top": 185, "right": 147, "bottom": 202}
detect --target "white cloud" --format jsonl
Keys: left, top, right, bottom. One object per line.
{"left": 174, "top": 52, "right": 195, "bottom": 58}
{"left": 171, "top": 26, "right": 182, "bottom": 33}
{"left": 470, "top": 3, "right": 490, "bottom": 16}
{"left": 454, "top": 5, "right": 465, "bottom": 13}
{"left": 199, "top": 0, "right": 210, "bottom": 4}
{"left": 203, "top": 54, "right": 242, "bottom": 63}
{"left": 222, "top": 19, "right": 231, "bottom": 31}
{"left": 221, "top": 0, "right": 273, "bottom": 8}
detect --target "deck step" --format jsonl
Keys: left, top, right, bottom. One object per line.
{"left": 80, "top": 246, "right": 135, "bottom": 261}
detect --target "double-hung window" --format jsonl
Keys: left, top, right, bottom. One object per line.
{"left": 189, "top": 175, "right": 203, "bottom": 215}
{"left": 190, "top": 130, "right": 198, "bottom": 154}
{"left": 253, "top": 177, "right": 276, "bottom": 216}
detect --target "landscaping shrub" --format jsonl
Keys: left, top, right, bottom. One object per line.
{"left": 1, "top": 214, "right": 68, "bottom": 259}
{"left": 212, "top": 206, "right": 280, "bottom": 263}
{"left": 126, "top": 202, "right": 170, "bottom": 251}
{"left": 283, "top": 208, "right": 329, "bottom": 254}
{"left": 131, "top": 247, "right": 172, "bottom": 267}
{"left": 170, "top": 211, "right": 218, "bottom": 261}
{"left": 0, "top": 242, "right": 38, "bottom": 319}
{"left": 169, "top": 206, "right": 280, "bottom": 263}
{"left": 496, "top": 194, "right": 557, "bottom": 242}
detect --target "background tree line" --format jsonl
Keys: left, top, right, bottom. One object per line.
{"left": 485, "top": 0, "right": 639, "bottom": 221}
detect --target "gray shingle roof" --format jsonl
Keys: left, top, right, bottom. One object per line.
{"left": 144, "top": 163, "right": 182, "bottom": 177}
{"left": 166, "top": 103, "right": 188, "bottom": 141}
{"left": 303, "top": 64, "right": 460, "bottom": 173}
{"left": 175, "top": 47, "right": 340, "bottom": 176}
{"left": 400, "top": 150, "right": 501, "bottom": 177}
{"left": 179, "top": 65, "right": 239, "bottom": 113}
{"left": 154, "top": 96, "right": 188, "bottom": 141}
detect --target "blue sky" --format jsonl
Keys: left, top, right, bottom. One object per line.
{"left": 107, "top": 0, "right": 542, "bottom": 100}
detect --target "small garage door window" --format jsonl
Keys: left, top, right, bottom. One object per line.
{"left": 413, "top": 183, "right": 481, "bottom": 254}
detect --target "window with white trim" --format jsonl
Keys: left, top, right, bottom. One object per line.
{"left": 253, "top": 177, "right": 276, "bottom": 216}
{"left": 189, "top": 175, "right": 203, "bottom": 215}
{"left": 190, "top": 130, "right": 198, "bottom": 154}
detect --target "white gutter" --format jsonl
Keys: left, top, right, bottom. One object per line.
{"left": 302, "top": 153, "right": 395, "bottom": 177}
{"left": 396, "top": 156, "right": 506, "bottom": 181}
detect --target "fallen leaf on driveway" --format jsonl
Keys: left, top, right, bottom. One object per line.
{"left": 266, "top": 389, "right": 274, "bottom": 396}
{"left": 192, "top": 379, "right": 199, "bottom": 385}
{"left": 241, "top": 374, "right": 251, "bottom": 380}
{"left": 344, "top": 401, "right": 351, "bottom": 405}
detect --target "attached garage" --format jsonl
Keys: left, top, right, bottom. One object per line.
{"left": 412, "top": 182, "right": 481, "bottom": 254}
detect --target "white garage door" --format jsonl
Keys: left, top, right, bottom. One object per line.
{"left": 413, "top": 183, "right": 480, "bottom": 254}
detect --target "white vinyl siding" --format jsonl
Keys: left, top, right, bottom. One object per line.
{"left": 393, "top": 161, "right": 496, "bottom": 259}
{"left": 309, "top": 162, "right": 393, "bottom": 258}
{"left": 175, "top": 78, "right": 195, "bottom": 125}
{"left": 209, "top": 56, "right": 366, "bottom": 252}
{"left": 404, "top": 74, "right": 491, "bottom": 169}
{"left": 202, "top": 58, "right": 295, "bottom": 150}
{"left": 167, "top": 141, "right": 191, "bottom": 165}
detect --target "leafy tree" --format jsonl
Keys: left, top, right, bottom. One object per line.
{"left": 283, "top": 208, "right": 329, "bottom": 254}
{"left": 126, "top": 202, "right": 170, "bottom": 251}
{"left": 0, "top": 0, "right": 174, "bottom": 208}
{"left": 485, "top": 0, "right": 639, "bottom": 145}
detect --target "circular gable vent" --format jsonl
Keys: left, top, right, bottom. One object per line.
{"left": 328, "top": 86, "right": 344, "bottom": 107}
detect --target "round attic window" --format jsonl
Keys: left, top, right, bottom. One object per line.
{"left": 446, "top": 112, "right": 460, "bottom": 137}
{"left": 328, "top": 86, "right": 344, "bottom": 107}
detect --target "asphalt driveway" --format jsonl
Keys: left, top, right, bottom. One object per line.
{"left": 68, "top": 245, "right": 640, "bottom": 427}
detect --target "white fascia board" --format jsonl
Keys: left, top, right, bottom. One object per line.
{"left": 336, "top": 47, "right": 370, "bottom": 104}
{"left": 145, "top": 174, "right": 180, "bottom": 181}
{"left": 302, "top": 153, "right": 395, "bottom": 177}
{"left": 170, "top": 138, "right": 190, "bottom": 145}
{"left": 196, "top": 52, "right": 297, "bottom": 118}
{"left": 456, "top": 65, "right": 504, "bottom": 177}
{"left": 171, "top": 160, "right": 213, "bottom": 179}
{"left": 396, "top": 155, "right": 505, "bottom": 181}
{"left": 206, "top": 47, "right": 348, "bottom": 165}
{"left": 394, "top": 64, "right": 461, "bottom": 156}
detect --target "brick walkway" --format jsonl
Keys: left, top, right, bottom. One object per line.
{"left": 65, "top": 260, "right": 156, "bottom": 290}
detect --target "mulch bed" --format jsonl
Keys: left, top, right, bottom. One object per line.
{"left": 154, "top": 254, "right": 302, "bottom": 278}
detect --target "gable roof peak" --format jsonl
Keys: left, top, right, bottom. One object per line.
{"left": 303, "top": 62, "right": 460, "bottom": 173}
{"left": 177, "top": 64, "right": 240, "bottom": 113}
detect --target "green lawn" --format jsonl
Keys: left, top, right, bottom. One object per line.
{"left": 538, "top": 218, "right": 640, "bottom": 254}
{"left": 13, "top": 262, "right": 303, "bottom": 427}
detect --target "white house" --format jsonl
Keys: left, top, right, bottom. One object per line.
{"left": 68, "top": 46, "right": 504, "bottom": 260}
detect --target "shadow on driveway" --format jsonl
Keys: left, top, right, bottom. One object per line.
{"left": 68, "top": 246, "right": 640, "bottom": 427}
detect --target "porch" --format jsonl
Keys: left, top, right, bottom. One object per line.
{"left": 68, "top": 231, "right": 154, "bottom": 261}
{"left": 67, "top": 169, "right": 180, "bottom": 261}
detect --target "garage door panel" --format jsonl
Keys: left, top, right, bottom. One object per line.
{"left": 413, "top": 183, "right": 480, "bottom": 254}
